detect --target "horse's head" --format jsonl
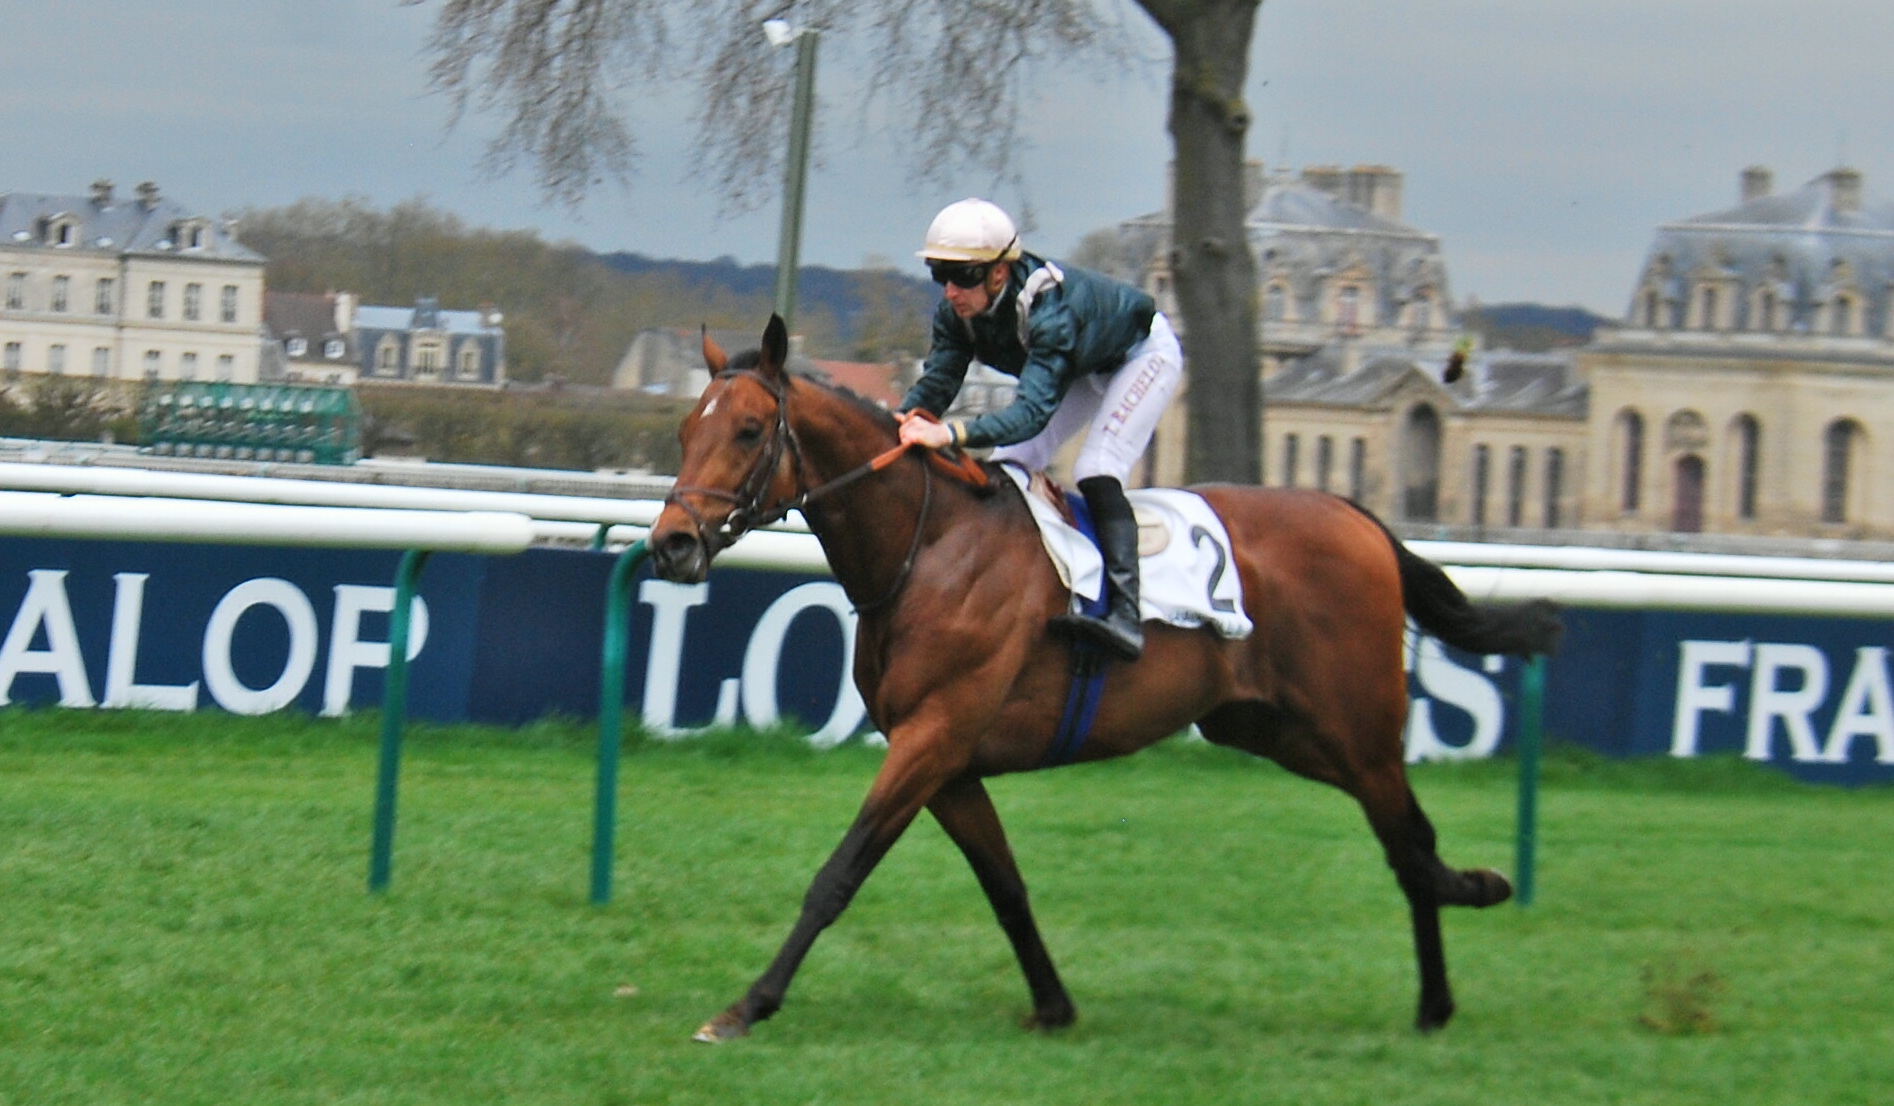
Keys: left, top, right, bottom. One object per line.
{"left": 650, "top": 314, "right": 802, "bottom": 583}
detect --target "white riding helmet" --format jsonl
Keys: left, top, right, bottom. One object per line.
{"left": 917, "top": 198, "right": 1021, "bottom": 263}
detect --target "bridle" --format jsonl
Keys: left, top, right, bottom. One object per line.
{"left": 663, "top": 368, "right": 971, "bottom": 612}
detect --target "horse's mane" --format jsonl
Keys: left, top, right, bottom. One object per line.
{"left": 720, "top": 349, "right": 900, "bottom": 435}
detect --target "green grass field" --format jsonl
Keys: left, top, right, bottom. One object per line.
{"left": 2, "top": 708, "right": 1892, "bottom": 1106}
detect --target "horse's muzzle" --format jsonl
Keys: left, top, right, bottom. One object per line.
{"left": 649, "top": 526, "right": 714, "bottom": 584}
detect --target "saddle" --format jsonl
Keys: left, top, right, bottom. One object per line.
{"left": 1002, "top": 464, "right": 1252, "bottom": 641}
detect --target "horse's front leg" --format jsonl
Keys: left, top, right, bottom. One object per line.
{"left": 928, "top": 774, "right": 1075, "bottom": 1030}
{"left": 693, "top": 735, "right": 965, "bottom": 1043}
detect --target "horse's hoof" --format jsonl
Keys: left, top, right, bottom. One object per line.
{"left": 1467, "top": 868, "right": 1513, "bottom": 908}
{"left": 1416, "top": 998, "right": 1456, "bottom": 1034}
{"left": 1022, "top": 1001, "right": 1077, "bottom": 1032}
{"left": 691, "top": 1010, "right": 751, "bottom": 1043}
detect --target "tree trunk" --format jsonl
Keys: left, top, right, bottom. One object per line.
{"left": 1142, "top": 0, "right": 1264, "bottom": 485}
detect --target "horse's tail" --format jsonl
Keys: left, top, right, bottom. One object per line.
{"left": 1348, "top": 501, "right": 1564, "bottom": 658}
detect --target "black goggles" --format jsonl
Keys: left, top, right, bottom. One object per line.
{"left": 928, "top": 260, "right": 994, "bottom": 289}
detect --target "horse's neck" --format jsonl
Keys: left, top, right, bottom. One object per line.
{"left": 789, "top": 392, "right": 946, "bottom": 606}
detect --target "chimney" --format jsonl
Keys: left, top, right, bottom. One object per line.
{"left": 1740, "top": 166, "right": 1772, "bottom": 203}
{"left": 90, "top": 179, "right": 115, "bottom": 207}
{"left": 1827, "top": 168, "right": 1862, "bottom": 215}
{"left": 332, "top": 291, "right": 356, "bottom": 333}
{"left": 1347, "top": 165, "right": 1404, "bottom": 220}
{"left": 1300, "top": 165, "right": 1344, "bottom": 201}
{"left": 134, "top": 181, "right": 160, "bottom": 210}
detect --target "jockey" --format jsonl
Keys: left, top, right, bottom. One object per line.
{"left": 897, "top": 198, "right": 1184, "bottom": 662}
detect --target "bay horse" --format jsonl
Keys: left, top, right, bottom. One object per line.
{"left": 650, "top": 315, "right": 1561, "bottom": 1043}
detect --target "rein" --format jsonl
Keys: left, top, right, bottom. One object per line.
{"left": 664, "top": 369, "right": 983, "bottom": 612}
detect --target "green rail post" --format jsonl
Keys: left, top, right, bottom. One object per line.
{"left": 592, "top": 539, "right": 650, "bottom": 905}
{"left": 1514, "top": 654, "right": 1547, "bottom": 907}
{"left": 369, "top": 549, "right": 431, "bottom": 894}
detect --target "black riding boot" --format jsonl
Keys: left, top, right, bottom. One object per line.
{"left": 1050, "top": 475, "right": 1144, "bottom": 662}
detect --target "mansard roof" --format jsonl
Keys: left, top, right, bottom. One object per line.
{"left": 1249, "top": 179, "right": 1434, "bottom": 241}
{"left": 355, "top": 298, "right": 500, "bottom": 336}
{"left": 1269, "top": 349, "right": 1585, "bottom": 419}
{"left": 1629, "top": 168, "right": 1894, "bottom": 332}
{"left": 0, "top": 183, "right": 264, "bottom": 262}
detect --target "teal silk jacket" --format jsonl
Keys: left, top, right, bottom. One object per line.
{"left": 900, "top": 252, "right": 1156, "bottom": 449}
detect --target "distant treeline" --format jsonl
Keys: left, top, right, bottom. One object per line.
{"left": 236, "top": 197, "right": 936, "bottom": 385}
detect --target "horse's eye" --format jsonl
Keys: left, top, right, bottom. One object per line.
{"left": 735, "top": 419, "right": 765, "bottom": 445}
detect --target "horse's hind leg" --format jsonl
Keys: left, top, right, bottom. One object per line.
{"left": 928, "top": 774, "right": 1075, "bottom": 1030}
{"left": 1355, "top": 774, "right": 1511, "bottom": 1033}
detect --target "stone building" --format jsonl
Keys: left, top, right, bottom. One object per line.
{"left": 1579, "top": 167, "right": 1894, "bottom": 540}
{"left": 0, "top": 181, "right": 267, "bottom": 385}
{"left": 353, "top": 296, "right": 506, "bottom": 387}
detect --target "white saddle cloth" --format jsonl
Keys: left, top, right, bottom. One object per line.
{"left": 1001, "top": 464, "right": 1253, "bottom": 640}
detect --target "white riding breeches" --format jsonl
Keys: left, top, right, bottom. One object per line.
{"left": 989, "top": 312, "right": 1183, "bottom": 483}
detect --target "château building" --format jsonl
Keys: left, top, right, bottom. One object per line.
{"left": 0, "top": 181, "right": 267, "bottom": 385}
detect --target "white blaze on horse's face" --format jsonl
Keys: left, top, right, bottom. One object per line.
{"left": 701, "top": 395, "right": 720, "bottom": 419}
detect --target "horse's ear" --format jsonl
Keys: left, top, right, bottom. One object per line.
{"left": 760, "top": 314, "right": 789, "bottom": 382}
{"left": 702, "top": 324, "right": 728, "bottom": 375}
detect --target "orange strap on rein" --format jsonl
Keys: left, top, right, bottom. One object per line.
{"left": 883, "top": 412, "right": 989, "bottom": 488}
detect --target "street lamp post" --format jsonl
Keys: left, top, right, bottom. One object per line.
{"left": 765, "top": 19, "right": 819, "bottom": 332}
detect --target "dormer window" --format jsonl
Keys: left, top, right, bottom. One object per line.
{"left": 323, "top": 339, "right": 345, "bottom": 359}
{"left": 286, "top": 338, "right": 308, "bottom": 357}
{"left": 171, "top": 219, "right": 210, "bottom": 251}
{"left": 41, "top": 215, "right": 78, "bottom": 247}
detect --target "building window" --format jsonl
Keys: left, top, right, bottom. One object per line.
{"left": 180, "top": 352, "right": 199, "bottom": 381}
{"left": 143, "top": 350, "right": 161, "bottom": 378}
{"left": 1619, "top": 410, "right": 1645, "bottom": 513}
{"left": 324, "top": 339, "right": 345, "bottom": 359}
{"left": 1471, "top": 444, "right": 1491, "bottom": 526}
{"left": 1281, "top": 433, "right": 1300, "bottom": 487}
{"left": 147, "top": 281, "right": 165, "bottom": 319}
{"left": 3, "top": 342, "right": 20, "bottom": 372}
{"left": 1544, "top": 448, "right": 1565, "bottom": 529}
{"left": 91, "top": 347, "right": 110, "bottom": 377}
{"left": 47, "top": 344, "right": 66, "bottom": 375}
{"left": 1264, "top": 284, "right": 1288, "bottom": 322}
{"left": 1349, "top": 438, "right": 1367, "bottom": 502}
{"left": 1734, "top": 414, "right": 1760, "bottom": 520}
{"left": 457, "top": 342, "right": 481, "bottom": 379}
{"left": 1336, "top": 285, "right": 1361, "bottom": 332}
{"left": 1642, "top": 289, "right": 1661, "bottom": 327}
{"left": 1754, "top": 287, "right": 1776, "bottom": 332}
{"left": 183, "top": 283, "right": 202, "bottom": 321}
{"left": 95, "top": 277, "right": 115, "bottom": 315}
{"left": 286, "top": 338, "right": 308, "bottom": 357}
{"left": 1401, "top": 405, "right": 1441, "bottom": 522}
{"left": 5, "top": 272, "right": 23, "bottom": 310}
{"left": 1822, "top": 420, "right": 1861, "bottom": 524}
{"left": 1411, "top": 294, "right": 1432, "bottom": 331}
{"left": 414, "top": 340, "right": 444, "bottom": 374}
{"left": 1506, "top": 446, "right": 1528, "bottom": 527}
{"left": 216, "top": 354, "right": 235, "bottom": 382}
{"left": 220, "top": 285, "right": 238, "bottom": 323}
{"left": 376, "top": 337, "right": 401, "bottom": 374}
{"left": 51, "top": 275, "right": 69, "bottom": 313}
{"left": 1315, "top": 435, "right": 1334, "bottom": 493}
{"left": 1698, "top": 287, "right": 1718, "bottom": 330}
{"left": 1831, "top": 295, "right": 1856, "bottom": 336}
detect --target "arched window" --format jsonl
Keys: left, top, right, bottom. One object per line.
{"left": 1506, "top": 446, "right": 1528, "bottom": 527}
{"left": 1832, "top": 295, "right": 1856, "bottom": 336}
{"left": 1470, "top": 444, "right": 1491, "bottom": 527}
{"left": 1544, "top": 448, "right": 1565, "bottom": 528}
{"left": 1264, "top": 283, "right": 1288, "bottom": 322}
{"left": 1401, "top": 405, "right": 1441, "bottom": 522}
{"left": 1618, "top": 410, "right": 1645, "bottom": 513}
{"left": 1733, "top": 414, "right": 1760, "bottom": 520}
{"left": 1823, "top": 419, "right": 1865, "bottom": 524}
{"left": 1672, "top": 455, "right": 1705, "bottom": 532}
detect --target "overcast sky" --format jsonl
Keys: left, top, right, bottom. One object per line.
{"left": 4, "top": 1, "right": 1890, "bottom": 316}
